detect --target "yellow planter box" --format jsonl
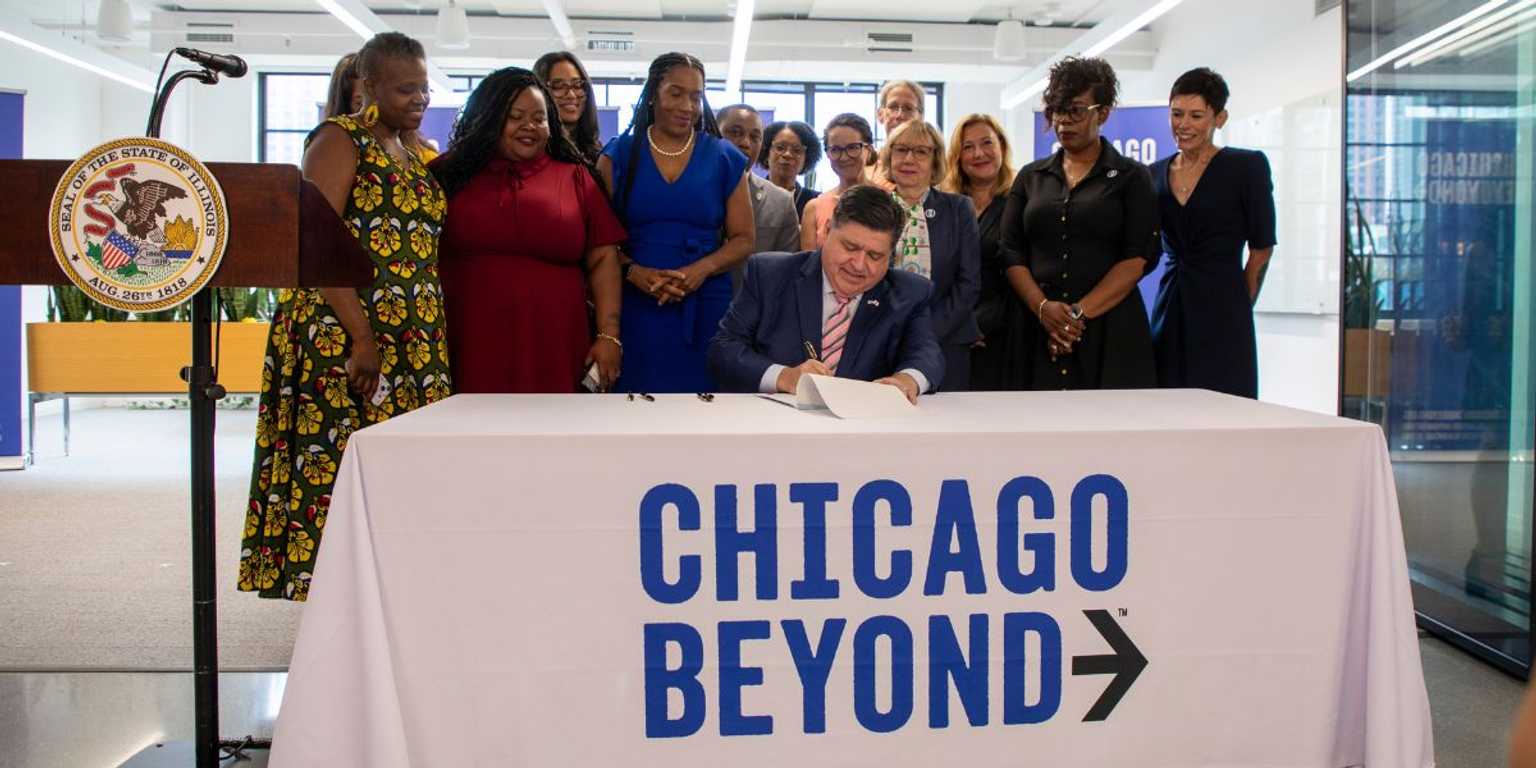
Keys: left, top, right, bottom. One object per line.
{"left": 26, "top": 321, "right": 271, "bottom": 394}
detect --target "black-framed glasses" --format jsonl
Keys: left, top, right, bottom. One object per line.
{"left": 826, "top": 142, "right": 868, "bottom": 158}
{"left": 1045, "top": 104, "right": 1103, "bottom": 124}
{"left": 546, "top": 79, "right": 587, "bottom": 96}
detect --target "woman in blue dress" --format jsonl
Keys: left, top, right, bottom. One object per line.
{"left": 1148, "top": 68, "right": 1276, "bottom": 398}
{"left": 597, "top": 52, "right": 754, "bottom": 393}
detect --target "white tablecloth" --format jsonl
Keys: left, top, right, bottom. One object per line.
{"left": 270, "top": 390, "right": 1433, "bottom": 767}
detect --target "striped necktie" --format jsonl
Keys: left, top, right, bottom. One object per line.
{"left": 822, "top": 293, "right": 853, "bottom": 374}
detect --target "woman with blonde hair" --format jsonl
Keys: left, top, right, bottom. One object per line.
{"left": 942, "top": 113, "right": 1023, "bottom": 389}
{"left": 879, "top": 119, "right": 980, "bottom": 390}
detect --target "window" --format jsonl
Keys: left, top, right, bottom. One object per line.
{"left": 260, "top": 72, "right": 942, "bottom": 185}
{"left": 259, "top": 73, "right": 330, "bottom": 166}
{"left": 586, "top": 79, "right": 941, "bottom": 190}
{"left": 258, "top": 72, "right": 482, "bottom": 165}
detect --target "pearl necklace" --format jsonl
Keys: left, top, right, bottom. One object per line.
{"left": 647, "top": 126, "right": 695, "bottom": 158}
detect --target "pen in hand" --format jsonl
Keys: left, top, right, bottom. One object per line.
{"left": 803, "top": 340, "right": 819, "bottom": 362}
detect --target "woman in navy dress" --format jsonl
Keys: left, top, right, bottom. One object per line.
{"left": 597, "top": 52, "right": 754, "bottom": 393}
{"left": 1148, "top": 68, "right": 1276, "bottom": 398}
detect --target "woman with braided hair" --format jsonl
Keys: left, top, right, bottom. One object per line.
{"left": 240, "top": 32, "right": 450, "bottom": 601}
{"left": 596, "top": 51, "right": 755, "bottom": 393}
{"left": 431, "top": 67, "right": 626, "bottom": 393}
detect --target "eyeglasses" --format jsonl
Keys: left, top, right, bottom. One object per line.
{"left": 770, "top": 142, "right": 806, "bottom": 157}
{"left": 826, "top": 142, "right": 868, "bottom": 158}
{"left": 890, "top": 144, "right": 934, "bottom": 160}
{"left": 546, "top": 79, "right": 587, "bottom": 96}
{"left": 1045, "top": 104, "right": 1103, "bottom": 124}
{"left": 884, "top": 104, "right": 921, "bottom": 116}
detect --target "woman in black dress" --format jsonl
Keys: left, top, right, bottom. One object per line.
{"left": 1148, "top": 68, "right": 1276, "bottom": 398}
{"left": 942, "top": 112, "right": 1024, "bottom": 390}
{"left": 1000, "top": 57, "right": 1159, "bottom": 390}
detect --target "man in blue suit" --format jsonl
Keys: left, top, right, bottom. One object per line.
{"left": 708, "top": 185, "right": 944, "bottom": 402}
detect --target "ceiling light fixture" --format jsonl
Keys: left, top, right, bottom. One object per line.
{"left": 1395, "top": 0, "right": 1536, "bottom": 69}
{"left": 1081, "top": 0, "right": 1184, "bottom": 58}
{"left": 993, "top": 18, "right": 1027, "bottom": 61}
{"left": 1000, "top": 0, "right": 1187, "bottom": 110}
{"left": 314, "top": 0, "right": 377, "bottom": 40}
{"left": 1345, "top": 0, "right": 1508, "bottom": 81}
{"left": 0, "top": 29, "right": 152, "bottom": 91}
{"left": 96, "top": 0, "right": 134, "bottom": 42}
{"left": 437, "top": 0, "right": 470, "bottom": 50}
{"left": 723, "top": 0, "right": 756, "bottom": 98}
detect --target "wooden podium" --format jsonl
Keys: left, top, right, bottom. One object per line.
{"left": 0, "top": 160, "right": 368, "bottom": 287}
{"left": 0, "top": 158, "right": 370, "bottom": 766}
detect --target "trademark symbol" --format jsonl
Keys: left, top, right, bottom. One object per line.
{"left": 1117, "top": 608, "right": 1129, "bottom": 618}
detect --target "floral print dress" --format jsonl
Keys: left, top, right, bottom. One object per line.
{"left": 238, "top": 115, "right": 452, "bottom": 601}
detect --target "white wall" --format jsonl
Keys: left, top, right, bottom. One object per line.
{"left": 1127, "top": 0, "right": 1344, "bottom": 415}
{"left": 0, "top": 42, "right": 162, "bottom": 421}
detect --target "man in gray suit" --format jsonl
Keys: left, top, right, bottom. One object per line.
{"left": 717, "top": 104, "right": 801, "bottom": 293}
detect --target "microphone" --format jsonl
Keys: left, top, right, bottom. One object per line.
{"left": 173, "top": 47, "right": 247, "bottom": 78}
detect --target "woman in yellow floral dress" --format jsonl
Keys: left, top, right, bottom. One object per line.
{"left": 239, "top": 32, "right": 451, "bottom": 601}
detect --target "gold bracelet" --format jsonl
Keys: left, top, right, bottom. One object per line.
{"left": 596, "top": 333, "right": 622, "bottom": 349}
{"left": 1036, "top": 298, "right": 1049, "bottom": 317}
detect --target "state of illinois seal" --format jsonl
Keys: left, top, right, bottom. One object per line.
{"left": 48, "top": 137, "right": 228, "bottom": 312}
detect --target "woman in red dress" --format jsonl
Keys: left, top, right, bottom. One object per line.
{"left": 432, "top": 67, "right": 626, "bottom": 392}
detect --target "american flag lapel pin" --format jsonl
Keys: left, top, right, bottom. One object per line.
{"left": 867, "top": 298, "right": 880, "bottom": 307}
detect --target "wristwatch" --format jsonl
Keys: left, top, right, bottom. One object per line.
{"left": 1068, "top": 303, "right": 1085, "bottom": 321}
{"left": 620, "top": 261, "right": 634, "bottom": 282}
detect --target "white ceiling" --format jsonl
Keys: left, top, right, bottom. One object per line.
{"left": 117, "top": 0, "right": 1110, "bottom": 24}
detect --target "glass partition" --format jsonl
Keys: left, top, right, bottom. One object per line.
{"left": 1345, "top": 0, "right": 1536, "bottom": 675}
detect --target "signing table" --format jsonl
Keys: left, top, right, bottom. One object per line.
{"left": 270, "top": 391, "right": 1432, "bottom": 767}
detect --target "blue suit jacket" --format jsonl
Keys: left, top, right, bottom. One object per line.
{"left": 708, "top": 250, "right": 946, "bottom": 393}
{"left": 922, "top": 188, "right": 983, "bottom": 346}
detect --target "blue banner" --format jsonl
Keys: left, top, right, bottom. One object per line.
{"left": 0, "top": 90, "right": 21, "bottom": 465}
{"left": 1033, "top": 105, "right": 1175, "bottom": 315}
{"left": 1389, "top": 116, "right": 1517, "bottom": 451}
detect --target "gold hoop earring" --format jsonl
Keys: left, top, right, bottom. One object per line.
{"left": 361, "top": 104, "right": 380, "bottom": 128}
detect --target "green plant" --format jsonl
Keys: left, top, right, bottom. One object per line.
{"left": 1344, "top": 196, "right": 1384, "bottom": 330}
{"left": 219, "top": 288, "right": 276, "bottom": 321}
{"left": 135, "top": 304, "right": 189, "bottom": 322}
{"left": 47, "top": 286, "right": 128, "bottom": 322}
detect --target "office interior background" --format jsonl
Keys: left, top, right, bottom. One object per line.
{"left": 0, "top": 0, "right": 1533, "bottom": 765}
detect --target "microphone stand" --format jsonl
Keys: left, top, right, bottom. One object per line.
{"left": 142, "top": 65, "right": 231, "bottom": 768}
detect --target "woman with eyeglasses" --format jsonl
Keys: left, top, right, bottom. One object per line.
{"left": 878, "top": 120, "right": 980, "bottom": 390}
{"left": 760, "top": 120, "right": 822, "bottom": 219}
{"left": 533, "top": 51, "right": 603, "bottom": 164}
{"left": 1000, "top": 56, "right": 1158, "bottom": 391}
{"left": 800, "top": 112, "right": 875, "bottom": 250}
{"left": 1148, "top": 68, "right": 1275, "bottom": 399}
{"left": 596, "top": 52, "right": 755, "bottom": 393}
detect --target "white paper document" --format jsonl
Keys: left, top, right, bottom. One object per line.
{"left": 794, "top": 373, "right": 916, "bottom": 419}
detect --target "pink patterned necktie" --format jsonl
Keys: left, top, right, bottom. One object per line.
{"left": 822, "top": 293, "right": 853, "bottom": 373}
